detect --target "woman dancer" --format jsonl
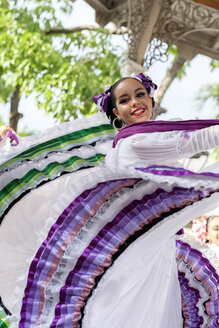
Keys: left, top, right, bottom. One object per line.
{"left": 0, "top": 73, "right": 219, "bottom": 327}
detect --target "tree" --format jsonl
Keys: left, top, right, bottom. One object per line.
{"left": 195, "top": 60, "right": 219, "bottom": 114}
{"left": 0, "top": 0, "right": 124, "bottom": 130}
{"left": 194, "top": 59, "right": 219, "bottom": 161}
{"left": 153, "top": 46, "right": 219, "bottom": 120}
{"left": 154, "top": 46, "right": 192, "bottom": 118}
{"left": 196, "top": 84, "right": 219, "bottom": 108}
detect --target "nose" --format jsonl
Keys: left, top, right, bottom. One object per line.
{"left": 131, "top": 96, "right": 140, "bottom": 107}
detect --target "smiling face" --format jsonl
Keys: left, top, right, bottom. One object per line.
{"left": 206, "top": 216, "right": 219, "bottom": 246}
{"left": 112, "top": 78, "right": 153, "bottom": 125}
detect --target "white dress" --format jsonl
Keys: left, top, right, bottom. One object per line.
{"left": 0, "top": 113, "right": 219, "bottom": 328}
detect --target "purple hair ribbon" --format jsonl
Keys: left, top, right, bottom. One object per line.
{"left": 133, "top": 73, "right": 158, "bottom": 97}
{"left": 93, "top": 85, "right": 112, "bottom": 113}
{"left": 6, "top": 130, "right": 19, "bottom": 146}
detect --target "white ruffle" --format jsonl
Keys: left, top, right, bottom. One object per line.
{"left": 2, "top": 163, "right": 219, "bottom": 325}
{"left": 2, "top": 115, "right": 219, "bottom": 327}
{"left": 177, "top": 259, "right": 210, "bottom": 327}
{"left": 82, "top": 191, "right": 219, "bottom": 328}
{"left": 177, "top": 233, "right": 219, "bottom": 273}
{"left": 0, "top": 112, "right": 109, "bottom": 165}
{"left": 0, "top": 138, "right": 112, "bottom": 189}
{"left": 38, "top": 180, "right": 148, "bottom": 326}
{"left": 1, "top": 166, "right": 135, "bottom": 318}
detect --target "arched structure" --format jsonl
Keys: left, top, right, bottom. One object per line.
{"left": 85, "top": 0, "right": 219, "bottom": 71}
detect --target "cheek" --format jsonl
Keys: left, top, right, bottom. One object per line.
{"left": 207, "top": 229, "right": 216, "bottom": 239}
{"left": 118, "top": 106, "right": 128, "bottom": 118}
{"left": 144, "top": 97, "right": 152, "bottom": 111}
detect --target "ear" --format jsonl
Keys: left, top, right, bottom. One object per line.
{"left": 206, "top": 232, "right": 209, "bottom": 240}
{"left": 113, "top": 108, "right": 121, "bottom": 120}
{"left": 206, "top": 232, "right": 212, "bottom": 243}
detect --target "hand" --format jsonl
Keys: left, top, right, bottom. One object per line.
{"left": 0, "top": 125, "right": 14, "bottom": 138}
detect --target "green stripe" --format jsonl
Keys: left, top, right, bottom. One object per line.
{"left": 0, "top": 124, "right": 115, "bottom": 171}
{"left": 0, "top": 311, "right": 10, "bottom": 327}
{"left": 0, "top": 320, "right": 9, "bottom": 328}
{"left": 0, "top": 153, "right": 106, "bottom": 218}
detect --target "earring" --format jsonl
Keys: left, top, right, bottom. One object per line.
{"left": 112, "top": 118, "right": 125, "bottom": 130}
{"left": 206, "top": 236, "right": 212, "bottom": 244}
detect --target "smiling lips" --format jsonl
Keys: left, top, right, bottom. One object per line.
{"left": 132, "top": 108, "right": 145, "bottom": 116}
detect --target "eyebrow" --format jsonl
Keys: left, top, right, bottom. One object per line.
{"left": 118, "top": 87, "right": 145, "bottom": 100}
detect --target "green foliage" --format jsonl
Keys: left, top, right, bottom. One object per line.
{"left": 195, "top": 83, "right": 219, "bottom": 115}
{"left": 195, "top": 61, "right": 219, "bottom": 114}
{"left": 34, "top": 30, "right": 123, "bottom": 121}
{"left": 0, "top": 116, "right": 5, "bottom": 126}
{"left": 176, "top": 61, "right": 191, "bottom": 79}
{"left": 196, "top": 84, "right": 219, "bottom": 106}
{"left": 168, "top": 45, "right": 178, "bottom": 58}
{"left": 0, "top": 0, "right": 123, "bottom": 122}
{"left": 210, "top": 60, "right": 219, "bottom": 70}
{"left": 18, "top": 126, "right": 35, "bottom": 136}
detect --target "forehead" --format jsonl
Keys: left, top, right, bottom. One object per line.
{"left": 208, "top": 216, "right": 219, "bottom": 226}
{"left": 114, "top": 78, "right": 145, "bottom": 96}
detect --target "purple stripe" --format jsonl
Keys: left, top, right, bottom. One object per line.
{"left": 51, "top": 187, "right": 209, "bottom": 327}
{"left": 19, "top": 183, "right": 216, "bottom": 327}
{"left": 176, "top": 240, "right": 219, "bottom": 327}
{"left": 113, "top": 119, "right": 219, "bottom": 147}
{"left": 19, "top": 179, "right": 137, "bottom": 327}
{"left": 177, "top": 241, "right": 219, "bottom": 283}
{"left": 136, "top": 165, "right": 219, "bottom": 178}
{"left": 178, "top": 270, "right": 203, "bottom": 327}
{"left": 19, "top": 189, "right": 89, "bottom": 327}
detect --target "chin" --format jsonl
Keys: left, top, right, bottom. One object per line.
{"left": 134, "top": 117, "right": 150, "bottom": 123}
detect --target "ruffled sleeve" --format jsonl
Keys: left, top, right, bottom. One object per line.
{"left": 131, "top": 126, "right": 219, "bottom": 163}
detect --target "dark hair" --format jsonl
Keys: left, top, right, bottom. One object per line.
{"left": 106, "top": 77, "right": 130, "bottom": 123}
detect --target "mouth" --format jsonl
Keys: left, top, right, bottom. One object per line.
{"left": 132, "top": 108, "right": 145, "bottom": 116}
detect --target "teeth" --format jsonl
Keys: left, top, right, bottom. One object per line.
{"left": 133, "top": 109, "right": 144, "bottom": 115}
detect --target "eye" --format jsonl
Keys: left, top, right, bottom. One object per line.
{"left": 136, "top": 92, "right": 146, "bottom": 98}
{"left": 119, "top": 98, "right": 129, "bottom": 104}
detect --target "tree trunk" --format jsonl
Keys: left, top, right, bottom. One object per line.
{"left": 154, "top": 56, "right": 186, "bottom": 118}
{"left": 9, "top": 85, "right": 23, "bottom": 131}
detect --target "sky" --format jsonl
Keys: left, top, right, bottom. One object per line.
{"left": 0, "top": 0, "right": 218, "bottom": 133}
